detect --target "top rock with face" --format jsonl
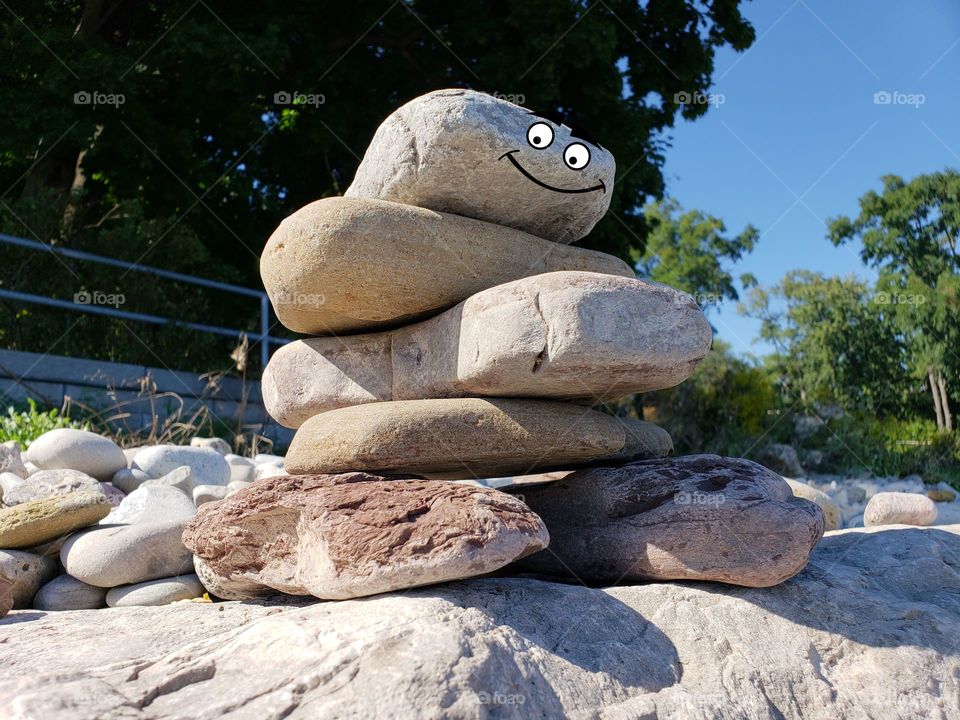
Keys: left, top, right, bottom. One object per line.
{"left": 346, "top": 89, "right": 615, "bottom": 244}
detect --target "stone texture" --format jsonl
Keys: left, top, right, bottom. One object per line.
{"left": 193, "top": 484, "right": 228, "bottom": 506}
{"left": 111, "top": 467, "right": 150, "bottom": 494}
{"left": 0, "top": 491, "right": 109, "bottom": 549}
{"left": 0, "top": 471, "right": 26, "bottom": 503}
{"left": 100, "top": 482, "right": 126, "bottom": 507}
{"left": 23, "top": 429, "right": 126, "bottom": 481}
{"left": 864, "top": 491, "right": 938, "bottom": 527}
{"left": 785, "top": 478, "right": 842, "bottom": 531}
{"left": 0, "top": 549, "right": 57, "bottom": 608}
{"left": 140, "top": 466, "right": 194, "bottom": 494}
{"left": 193, "top": 555, "right": 273, "bottom": 601}
{"left": 755, "top": 443, "right": 806, "bottom": 478}
{"left": 0, "top": 441, "right": 27, "bottom": 479}
{"left": 183, "top": 473, "right": 549, "bottom": 600}
{"left": 33, "top": 574, "right": 107, "bottom": 611}
{"left": 264, "top": 271, "right": 711, "bottom": 427}
{"left": 103, "top": 485, "right": 196, "bottom": 525}
{"left": 190, "top": 437, "right": 231, "bottom": 455}
{"left": 106, "top": 573, "right": 205, "bottom": 607}
{"left": 510, "top": 455, "right": 824, "bottom": 587}
{"left": 347, "top": 89, "right": 615, "bottom": 243}
{"left": 1, "top": 468, "right": 103, "bottom": 506}
{"left": 284, "top": 398, "right": 672, "bottom": 479}
{"left": 60, "top": 519, "right": 193, "bottom": 588}
{"left": 132, "top": 445, "right": 230, "bottom": 486}
{"left": 0, "top": 575, "right": 10, "bottom": 618}
{"left": 225, "top": 454, "right": 255, "bottom": 484}
{"left": 1, "top": 526, "right": 959, "bottom": 719}
{"left": 261, "top": 196, "right": 633, "bottom": 335}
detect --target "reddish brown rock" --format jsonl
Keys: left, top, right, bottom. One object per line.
{"left": 182, "top": 473, "right": 549, "bottom": 600}
{"left": 510, "top": 454, "right": 825, "bottom": 587}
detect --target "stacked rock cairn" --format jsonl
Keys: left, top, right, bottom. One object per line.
{"left": 184, "top": 90, "right": 826, "bottom": 600}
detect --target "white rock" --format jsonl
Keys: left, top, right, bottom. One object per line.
{"left": 140, "top": 466, "right": 194, "bottom": 494}
{"left": 122, "top": 447, "right": 140, "bottom": 467}
{"left": 0, "top": 441, "right": 27, "bottom": 479}
{"left": 110, "top": 467, "right": 151, "bottom": 494}
{"left": 347, "top": 89, "right": 616, "bottom": 243}
{"left": 785, "top": 478, "right": 842, "bottom": 531}
{"left": 864, "top": 491, "right": 938, "bottom": 527}
{"left": 132, "top": 445, "right": 230, "bottom": 486}
{"left": 106, "top": 573, "right": 205, "bottom": 607}
{"left": 3, "top": 525, "right": 960, "bottom": 719}
{"left": 225, "top": 454, "right": 255, "bottom": 484}
{"left": 33, "top": 574, "right": 107, "bottom": 611}
{"left": 0, "top": 472, "right": 27, "bottom": 503}
{"left": 1, "top": 469, "right": 104, "bottom": 506}
{"left": 192, "top": 484, "right": 228, "bottom": 507}
{"left": 103, "top": 485, "right": 196, "bottom": 525}
{"left": 22, "top": 461, "right": 39, "bottom": 475}
{"left": 226, "top": 480, "right": 253, "bottom": 496}
{"left": 254, "top": 463, "right": 285, "bottom": 481}
{"left": 60, "top": 519, "right": 193, "bottom": 588}
{"left": 253, "top": 453, "right": 284, "bottom": 466}
{"left": 24, "top": 429, "right": 126, "bottom": 481}
{"left": 190, "top": 437, "right": 231, "bottom": 456}
{"left": 0, "top": 549, "right": 57, "bottom": 608}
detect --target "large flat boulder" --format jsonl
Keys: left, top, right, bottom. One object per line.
{"left": 346, "top": 89, "right": 615, "bottom": 243}
{"left": 264, "top": 271, "right": 711, "bottom": 427}
{"left": 1, "top": 525, "right": 958, "bottom": 719}
{"left": 260, "top": 196, "right": 632, "bottom": 334}
{"left": 509, "top": 455, "right": 825, "bottom": 587}
{"left": 182, "top": 473, "right": 548, "bottom": 600}
{"left": 0, "top": 491, "right": 109, "bottom": 549}
{"left": 284, "top": 398, "right": 672, "bottom": 479}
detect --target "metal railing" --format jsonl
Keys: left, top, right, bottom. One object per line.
{"left": 0, "top": 233, "right": 287, "bottom": 367}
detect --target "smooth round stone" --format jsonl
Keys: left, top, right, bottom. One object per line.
{"left": 24, "top": 429, "right": 126, "bottom": 482}
{"left": 122, "top": 447, "right": 140, "bottom": 467}
{"left": 785, "top": 479, "right": 842, "bottom": 531}
{"left": 141, "top": 466, "right": 194, "bottom": 494}
{"left": 0, "top": 576, "right": 11, "bottom": 617}
{"left": 33, "top": 574, "right": 107, "bottom": 611}
{"left": 864, "top": 492, "right": 938, "bottom": 527}
{"left": 132, "top": 445, "right": 229, "bottom": 486}
{"left": 111, "top": 467, "right": 151, "bottom": 494}
{"left": 1, "top": 469, "right": 103, "bottom": 506}
{"left": 106, "top": 573, "right": 205, "bottom": 607}
{"left": 100, "top": 482, "right": 126, "bottom": 508}
{"left": 190, "top": 437, "right": 231, "bottom": 456}
{"left": 225, "top": 455, "right": 255, "bottom": 484}
{"left": 226, "top": 480, "right": 253, "bottom": 496}
{"left": 0, "top": 491, "right": 109, "bottom": 549}
{"left": 0, "top": 441, "right": 27, "bottom": 479}
{"left": 60, "top": 519, "right": 193, "bottom": 588}
{"left": 0, "top": 549, "right": 57, "bottom": 608}
{"left": 254, "top": 463, "right": 285, "bottom": 481}
{"left": 192, "top": 484, "right": 228, "bottom": 507}
{"left": 254, "top": 454, "right": 285, "bottom": 466}
{"left": 0, "top": 471, "right": 27, "bottom": 504}
{"left": 103, "top": 485, "right": 196, "bottom": 525}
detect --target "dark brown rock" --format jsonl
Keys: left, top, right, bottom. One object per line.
{"left": 183, "top": 473, "right": 549, "bottom": 600}
{"left": 509, "top": 454, "right": 825, "bottom": 587}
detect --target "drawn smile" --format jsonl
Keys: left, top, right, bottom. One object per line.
{"left": 498, "top": 150, "right": 606, "bottom": 194}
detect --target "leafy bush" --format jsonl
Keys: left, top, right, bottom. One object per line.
{"left": 0, "top": 399, "right": 86, "bottom": 448}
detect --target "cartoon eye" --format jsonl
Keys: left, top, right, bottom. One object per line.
{"left": 563, "top": 142, "right": 591, "bottom": 170}
{"left": 526, "top": 122, "right": 554, "bottom": 149}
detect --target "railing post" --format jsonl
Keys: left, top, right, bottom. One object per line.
{"left": 260, "top": 294, "right": 270, "bottom": 370}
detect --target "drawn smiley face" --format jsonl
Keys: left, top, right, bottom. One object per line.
{"left": 498, "top": 113, "right": 606, "bottom": 194}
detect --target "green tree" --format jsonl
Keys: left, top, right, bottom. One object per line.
{"left": 638, "top": 198, "right": 759, "bottom": 313}
{"left": 828, "top": 170, "right": 960, "bottom": 430}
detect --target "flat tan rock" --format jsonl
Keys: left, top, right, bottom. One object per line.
{"left": 260, "top": 196, "right": 633, "bottom": 334}
{"left": 0, "top": 492, "right": 109, "bottom": 549}
{"left": 264, "top": 271, "right": 711, "bottom": 428}
{"left": 182, "top": 473, "right": 549, "bottom": 600}
{"left": 510, "top": 454, "right": 825, "bottom": 587}
{"left": 284, "top": 398, "right": 672, "bottom": 479}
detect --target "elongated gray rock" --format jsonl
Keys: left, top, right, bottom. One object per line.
{"left": 1, "top": 468, "right": 104, "bottom": 506}
{"left": 103, "top": 484, "right": 196, "bottom": 525}
{"left": 33, "top": 574, "right": 107, "bottom": 611}
{"left": 2, "top": 526, "right": 959, "bottom": 719}
{"left": 264, "top": 271, "right": 711, "bottom": 428}
{"left": 24, "top": 429, "right": 126, "bottom": 482}
{"left": 183, "top": 473, "right": 549, "bottom": 600}
{"left": 284, "top": 398, "right": 672, "bottom": 479}
{"left": 0, "top": 492, "right": 109, "bottom": 549}
{"left": 0, "top": 441, "right": 27, "bottom": 479}
{"left": 106, "top": 574, "right": 205, "bottom": 607}
{"left": 0, "top": 549, "right": 57, "bottom": 608}
{"left": 347, "top": 89, "right": 615, "bottom": 243}
{"left": 510, "top": 454, "right": 824, "bottom": 587}
{"left": 60, "top": 519, "right": 193, "bottom": 588}
{"left": 132, "top": 446, "right": 229, "bottom": 487}
{"left": 261, "top": 196, "right": 633, "bottom": 335}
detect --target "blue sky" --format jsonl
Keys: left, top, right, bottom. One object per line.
{"left": 660, "top": 0, "right": 960, "bottom": 357}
